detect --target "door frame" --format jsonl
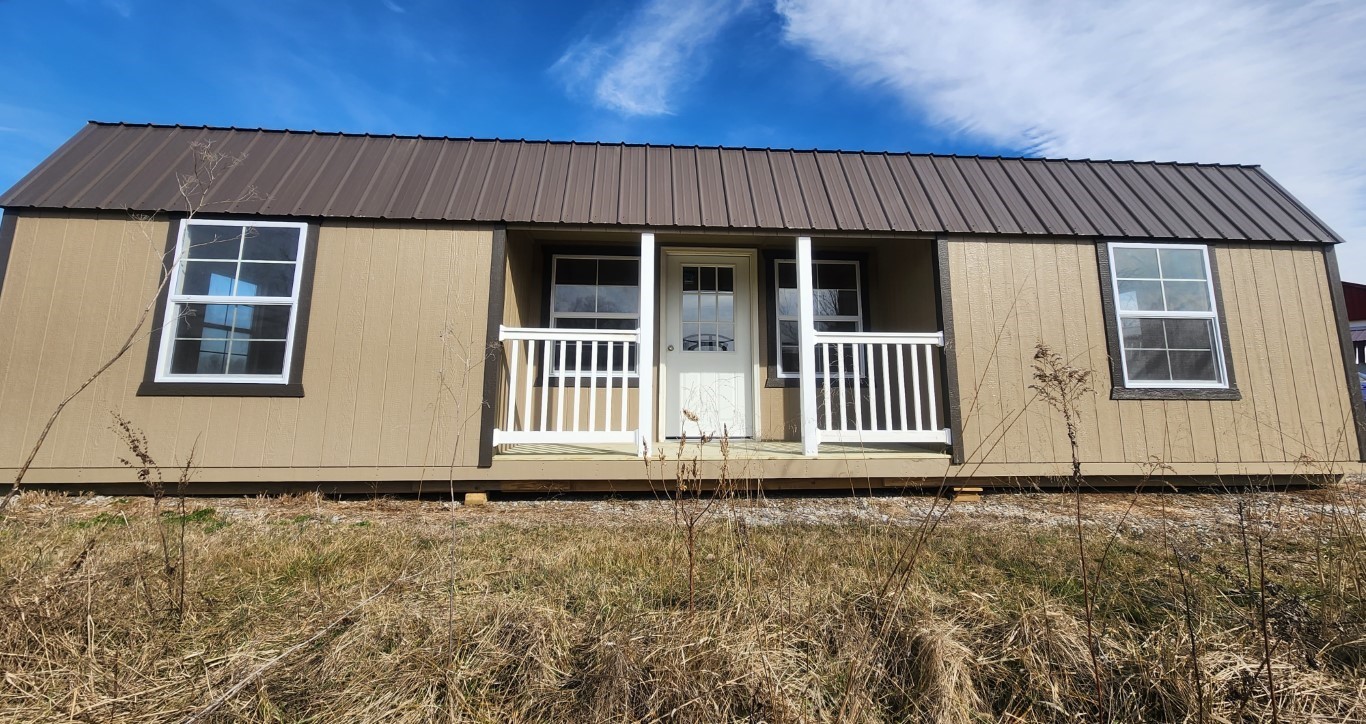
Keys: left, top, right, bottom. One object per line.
{"left": 656, "top": 247, "right": 763, "bottom": 442}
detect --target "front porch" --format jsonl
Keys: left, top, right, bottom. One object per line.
{"left": 489, "top": 230, "right": 953, "bottom": 467}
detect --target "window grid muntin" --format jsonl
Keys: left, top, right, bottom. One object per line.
{"left": 1109, "top": 242, "right": 1227, "bottom": 388}
{"left": 775, "top": 259, "right": 864, "bottom": 378}
{"left": 155, "top": 219, "right": 307, "bottom": 384}
{"left": 680, "top": 263, "right": 736, "bottom": 352}
{"left": 548, "top": 254, "right": 641, "bottom": 377}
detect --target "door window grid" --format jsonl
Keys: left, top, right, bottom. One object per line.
{"left": 680, "top": 265, "right": 735, "bottom": 351}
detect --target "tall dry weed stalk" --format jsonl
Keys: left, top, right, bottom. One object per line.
{"left": 1030, "top": 341, "right": 1106, "bottom": 719}
{"left": 651, "top": 409, "right": 739, "bottom": 612}
{"left": 110, "top": 412, "right": 199, "bottom": 624}
{"left": 0, "top": 141, "right": 257, "bottom": 514}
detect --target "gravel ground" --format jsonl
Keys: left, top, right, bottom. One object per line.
{"left": 8, "top": 477, "right": 1363, "bottom": 540}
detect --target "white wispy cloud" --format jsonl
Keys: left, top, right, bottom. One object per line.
{"left": 776, "top": 0, "right": 1366, "bottom": 276}
{"left": 553, "top": 0, "right": 753, "bottom": 116}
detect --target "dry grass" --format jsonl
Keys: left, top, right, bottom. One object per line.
{"left": 1, "top": 483, "right": 1364, "bottom": 723}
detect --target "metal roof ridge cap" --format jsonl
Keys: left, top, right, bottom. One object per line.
{"left": 78, "top": 123, "right": 1272, "bottom": 167}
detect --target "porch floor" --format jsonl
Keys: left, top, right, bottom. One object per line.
{"left": 497, "top": 440, "right": 949, "bottom": 461}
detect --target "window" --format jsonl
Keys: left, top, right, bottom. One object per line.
{"left": 681, "top": 264, "right": 735, "bottom": 352}
{"left": 774, "top": 259, "right": 863, "bottom": 377}
{"left": 1107, "top": 242, "right": 1228, "bottom": 389}
{"left": 549, "top": 255, "right": 639, "bottom": 375}
{"left": 154, "top": 219, "right": 308, "bottom": 384}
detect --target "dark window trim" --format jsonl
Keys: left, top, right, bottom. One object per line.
{"left": 1095, "top": 240, "right": 1240, "bottom": 401}
{"left": 761, "top": 249, "right": 874, "bottom": 388}
{"left": 535, "top": 243, "right": 642, "bottom": 388}
{"left": 138, "top": 215, "right": 319, "bottom": 397}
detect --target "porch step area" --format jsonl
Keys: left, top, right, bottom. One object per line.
{"left": 497, "top": 440, "right": 947, "bottom": 461}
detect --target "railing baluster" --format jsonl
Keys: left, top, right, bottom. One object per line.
{"left": 522, "top": 340, "right": 535, "bottom": 433}
{"left": 910, "top": 342, "right": 923, "bottom": 431}
{"left": 924, "top": 344, "right": 938, "bottom": 430}
{"left": 836, "top": 342, "right": 848, "bottom": 431}
{"left": 851, "top": 342, "right": 863, "bottom": 432}
{"left": 896, "top": 343, "right": 908, "bottom": 432}
{"left": 588, "top": 341, "right": 599, "bottom": 432}
{"left": 572, "top": 340, "right": 584, "bottom": 432}
{"left": 539, "top": 339, "right": 552, "bottom": 433}
{"left": 620, "top": 341, "right": 630, "bottom": 433}
{"left": 865, "top": 341, "right": 878, "bottom": 432}
{"left": 604, "top": 341, "right": 614, "bottom": 432}
{"left": 555, "top": 341, "right": 567, "bottom": 432}
{"left": 821, "top": 342, "right": 832, "bottom": 434}
{"left": 880, "top": 343, "right": 892, "bottom": 433}
{"left": 505, "top": 338, "right": 520, "bottom": 435}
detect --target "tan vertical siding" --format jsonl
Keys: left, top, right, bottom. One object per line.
{"left": 0, "top": 213, "right": 494, "bottom": 479}
{"left": 946, "top": 236, "right": 1361, "bottom": 467}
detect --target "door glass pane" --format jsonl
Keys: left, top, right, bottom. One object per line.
{"left": 701, "top": 266, "right": 717, "bottom": 291}
{"left": 680, "top": 265, "right": 734, "bottom": 353}
{"left": 718, "top": 267, "right": 734, "bottom": 292}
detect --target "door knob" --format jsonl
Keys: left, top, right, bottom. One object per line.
{"left": 667, "top": 345, "right": 675, "bottom": 351}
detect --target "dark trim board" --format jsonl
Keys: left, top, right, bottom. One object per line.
{"left": 477, "top": 226, "right": 509, "bottom": 469}
{"left": 137, "top": 216, "right": 319, "bottom": 398}
{"left": 1094, "top": 241, "right": 1241, "bottom": 401}
{"left": 18, "top": 472, "right": 1340, "bottom": 497}
{"left": 1324, "top": 247, "right": 1366, "bottom": 462}
{"left": 0, "top": 211, "right": 18, "bottom": 301}
{"left": 936, "top": 237, "right": 965, "bottom": 465}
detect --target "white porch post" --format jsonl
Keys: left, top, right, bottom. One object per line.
{"left": 636, "top": 232, "right": 656, "bottom": 457}
{"left": 797, "top": 235, "right": 819, "bottom": 456}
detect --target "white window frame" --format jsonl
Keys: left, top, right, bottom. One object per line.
{"left": 1108, "top": 241, "right": 1228, "bottom": 389}
{"left": 548, "top": 253, "right": 642, "bottom": 379}
{"left": 775, "top": 258, "right": 864, "bottom": 379}
{"left": 154, "top": 218, "right": 309, "bottom": 384}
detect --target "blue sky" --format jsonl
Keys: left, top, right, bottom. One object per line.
{"left": 2, "top": 0, "right": 1364, "bottom": 278}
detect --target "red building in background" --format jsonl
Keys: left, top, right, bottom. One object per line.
{"left": 1346, "top": 281, "right": 1366, "bottom": 365}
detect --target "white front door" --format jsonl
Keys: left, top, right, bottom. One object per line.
{"left": 662, "top": 253, "right": 754, "bottom": 439}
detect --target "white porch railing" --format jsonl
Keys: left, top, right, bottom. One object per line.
{"left": 812, "top": 331, "right": 951, "bottom": 445}
{"left": 493, "top": 326, "right": 642, "bottom": 446}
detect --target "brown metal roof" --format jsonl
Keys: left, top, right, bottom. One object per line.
{"left": 0, "top": 122, "right": 1343, "bottom": 243}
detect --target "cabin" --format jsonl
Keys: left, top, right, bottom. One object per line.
{"left": 0, "top": 122, "right": 1361, "bottom": 494}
